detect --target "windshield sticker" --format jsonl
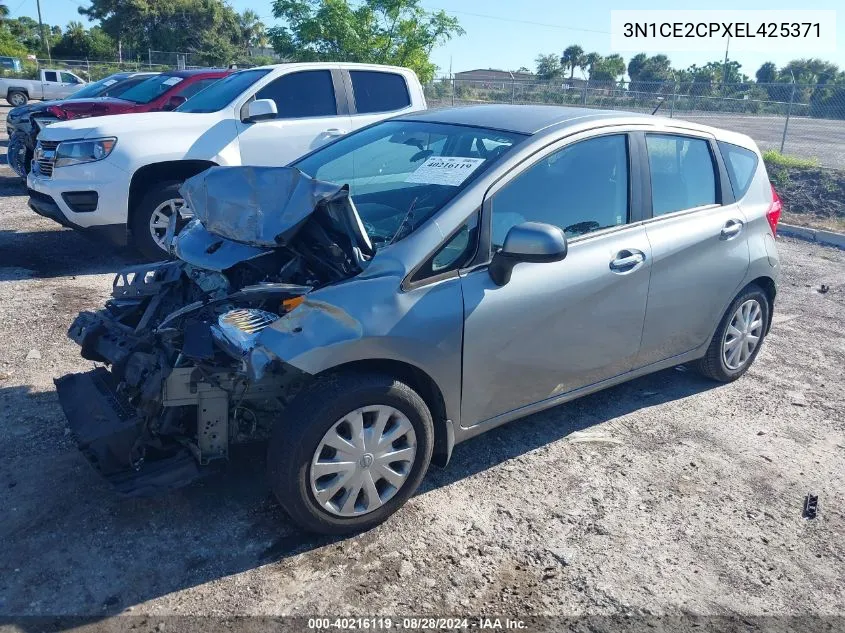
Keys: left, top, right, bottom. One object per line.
{"left": 102, "top": 79, "right": 117, "bottom": 86}
{"left": 163, "top": 76, "right": 183, "bottom": 86}
{"left": 405, "top": 156, "right": 485, "bottom": 186}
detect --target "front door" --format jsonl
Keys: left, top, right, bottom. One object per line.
{"left": 236, "top": 69, "right": 352, "bottom": 167}
{"left": 459, "top": 132, "right": 652, "bottom": 427}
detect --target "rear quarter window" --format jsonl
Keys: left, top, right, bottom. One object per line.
{"left": 350, "top": 71, "right": 411, "bottom": 114}
{"left": 718, "top": 141, "right": 759, "bottom": 200}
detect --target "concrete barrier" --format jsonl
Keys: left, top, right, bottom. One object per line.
{"left": 778, "top": 223, "right": 845, "bottom": 250}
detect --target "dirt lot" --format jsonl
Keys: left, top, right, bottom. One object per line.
{"left": 0, "top": 109, "right": 844, "bottom": 625}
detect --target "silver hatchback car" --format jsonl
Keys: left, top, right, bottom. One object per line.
{"left": 57, "top": 105, "right": 781, "bottom": 534}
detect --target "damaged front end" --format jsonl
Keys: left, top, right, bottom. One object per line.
{"left": 56, "top": 167, "right": 371, "bottom": 495}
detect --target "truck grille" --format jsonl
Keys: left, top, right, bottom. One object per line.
{"left": 34, "top": 140, "right": 59, "bottom": 178}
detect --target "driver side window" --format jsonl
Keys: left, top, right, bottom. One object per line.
{"left": 491, "top": 134, "right": 629, "bottom": 248}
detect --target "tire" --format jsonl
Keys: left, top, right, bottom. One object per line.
{"left": 694, "top": 284, "right": 770, "bottom": 382}
{"left": 7, "top": 133, "right": 31, "bottom": 178}
{"left": 268, "top": 371, "right": 434, "bottom": 535}
{"left": 130, "top": 181, "right": 189, "bottom": 260}
{"left": 7, "top": 91, "right": 27, "bottom": 107}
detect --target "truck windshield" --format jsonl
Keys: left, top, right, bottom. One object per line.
{"left": 176, "top": 69, "right": 271, "bottom": 113}
{"left": 119, "top": 74, "right": 187, "bottom": 104}
{"left": 294, "top": 120, "right": 526, "bottom": 244}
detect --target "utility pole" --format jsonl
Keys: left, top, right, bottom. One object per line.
{"left": 721, "top": 35, "right": 730, "bottom": 96}
{"left": 35, "top": 0, "right": 52, "bottom": 62}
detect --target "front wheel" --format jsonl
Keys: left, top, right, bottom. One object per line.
{"left": 267, "top": 372, "right": 434, "bottom": 535}
{"left": 7, "top": 133, "right": 31, "bottom": 178}
{"left": 130, "top": 181, "right": 193, "bottom": 260}
{"left": 7, "top": 91, "right": 27, "bottom": 107}
{"left": 695, "top": 285, "right": 770, "bottom": 382}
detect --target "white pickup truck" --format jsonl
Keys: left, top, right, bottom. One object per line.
{"left": 28, "top": 62, "right": 427, "bottom": 257}
{"left": 1, "top": 69, "right": 86, "bottom": 106}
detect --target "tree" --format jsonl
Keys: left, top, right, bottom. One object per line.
{"left": 560, "top": 44, "right": 583, "bottom": 80}
{"left": 581, "top": 52, "right": 600, "bottom": 78}
{"left": 628, "top": 53, "right": 672, "bottom": 92}
{"left": 52, "top": 21, "right": 116, "bottom": 59}
{"left": 239, "top": 9, "right": 268, "bottom": 53}
{"left": 269, "top": 0, "right": 463, "bottom": 83}
{"left": 0, "top": 2, "right": 8, "bottom": 20}
{"left": 535, "top": 53, "right": 560, "bottom": 80}
{"left": 756, "top": 62, "right": 777, "bottom": 84}
{"left": 590, "top": 54, "right": 625, "bottom": 82}
{"left": 79, "top": 0, "right": 245, "bottom": 65}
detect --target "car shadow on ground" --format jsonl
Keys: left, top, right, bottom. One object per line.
{"left": 0, "top": 173, "right": 25, "bottom": 196}
{"left": 0, "top": 368, "right": 718, "bottom": 618}
{"left": 0, "top": 228, "right": 141, "bottom": 279}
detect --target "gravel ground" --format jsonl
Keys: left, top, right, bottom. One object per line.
{"left": 0, "top": 108, "right": 844, "bottom": 625}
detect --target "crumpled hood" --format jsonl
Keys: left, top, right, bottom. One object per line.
{"left": 53, "top": 97, "right": 135, "bottom": 117}
{"left": 8, "top": 101, "right": 58, "bottom": 123}
{"left": 179, "top": 166, "right": 349, "bottom": 248}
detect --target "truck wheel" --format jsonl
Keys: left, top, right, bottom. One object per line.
{"left": 267, "top": 371, "right": 434, "bottom": 535}
{"left": 130, "top": 181, "right": 193, "bottom": 260}
{"left": 7, "top": 91, "right": 27, "bottom": 107}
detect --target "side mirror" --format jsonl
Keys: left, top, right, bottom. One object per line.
{"left": 163, "top": 95, "right": 187, "bottom": 111}
{"left": 489, "top": 221, "right": 568, "bottom": 286}
{"left": 245, "top": 98, "right": 277, "bottom": 123}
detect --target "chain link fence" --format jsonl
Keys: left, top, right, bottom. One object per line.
{"left": 425, "top": 77, "right": 845, "bottom": 169}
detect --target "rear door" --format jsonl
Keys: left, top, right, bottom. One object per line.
{"left": 236, "top": 69, "right": 352, "bottom": 166}
{"left": 635, "top": 132, "right": 750, "bottom": 367}
{"left": 459, "top": 131, "right": 653, "bottom": 427}
{"left": 344, "top": 69, "right": 416, "bottom": 132}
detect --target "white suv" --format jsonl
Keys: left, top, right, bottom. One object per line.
{"left": 27, "top": 62, "right": 426, "bottom": 258}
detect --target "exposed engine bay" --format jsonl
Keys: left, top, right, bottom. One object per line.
{"left": 55, "top": 167, "right": 373, "bottom": 495}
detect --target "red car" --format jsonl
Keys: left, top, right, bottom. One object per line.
{"left": 43, "top": 69, "right": 230, "bottom": 121}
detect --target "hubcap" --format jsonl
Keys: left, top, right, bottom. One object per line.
{"left": 722, "top": 299, "right": 763, "bottom": 370}
{"left": 149, "top": 198, "right": 192, "bottom": 251}
{"left": 310, "top": 405, "right": 417, "bottom": 518}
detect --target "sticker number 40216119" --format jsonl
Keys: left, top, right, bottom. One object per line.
{"left": 405, "top": 156, "right": 486, "bottom": 186}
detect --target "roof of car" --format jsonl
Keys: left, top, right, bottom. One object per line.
{"left": 397, "top": 104, "right": 652, "bottom": 135}
{"left": 163, "top": 69, "right": 230, "bottom": 78}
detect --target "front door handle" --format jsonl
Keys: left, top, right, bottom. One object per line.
{"left": 610, "top": 249, "right": 646, "bottom": 273}
{"left": 720, "top": 219, "right": 744, "bottom": 240}
{"left": 324, "top": 128, "right": 348, "bottom": 137}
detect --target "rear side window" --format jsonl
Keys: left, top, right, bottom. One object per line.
{"left": 44, "top": 71, "right": 58, "bottom": 82}
{"left": 256, "top": 70, "right": 337, "bottom": 118}
{"left": 350, "top": 71, "right": 411, "bottom": 113}
{"left": 718, "top": 141, "right": 759, "bottom": 199}
{"left": 646, "top": 134, "right": 717, "bottom": 216}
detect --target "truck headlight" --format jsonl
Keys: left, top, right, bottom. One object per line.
{"left": 54, "top": 138, "right": 117, "bottom": 168}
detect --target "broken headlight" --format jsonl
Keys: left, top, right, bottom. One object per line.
{"left": 212, "top": 308, "right": 279, "bottom": 358}
{"left": 54, "top": 137, "right": 116, "bottom": 168}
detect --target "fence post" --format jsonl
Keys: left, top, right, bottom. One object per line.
{"left": 451, "top": 76, "right": 455, "bottom": 106}
{"left": 670, "top": 80, "right": 678, "bottom": 118}
{"left": 780, "top": 74, "right": 796, "bottom": 154}
{"left": 511, "top": 77, "right": 516, "bottom": 104}
{"left": 582, "top": 80, "right": 588, "bottom": 106}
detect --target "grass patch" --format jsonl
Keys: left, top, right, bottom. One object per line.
{"left": 762, "top": 150, "right": 820, "bottom": 169}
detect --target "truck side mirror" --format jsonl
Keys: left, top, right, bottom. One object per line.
{"left": 245, "top": 99, "right": 277, "bottom": 123}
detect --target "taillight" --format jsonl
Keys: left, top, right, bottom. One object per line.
{"left": 767, "top": 184, "right": 782, "bottom": 236}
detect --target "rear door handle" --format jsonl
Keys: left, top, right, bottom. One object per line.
{"left": 324, "top": 128, "right": 348, "bottom": 137}
{"left": 610, "top": 249, "right": 646, "bottom": 273}
{"left": 720, "top": 219, "right": 744, "bottom": 240}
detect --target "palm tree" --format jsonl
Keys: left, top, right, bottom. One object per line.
{"left": 561, "top": 45, "right": 584, "bottom": 80}
{"left": 582, "top": 52, "right": 601, "bottom": 78}
{"left": 0, "top": 2, "right": 9, "bottom": 20}
{"left": 239, "top": 9, "right": 268, "bottom": 53}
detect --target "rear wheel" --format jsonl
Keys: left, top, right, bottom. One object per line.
{"left": 695, "top": 285, "right": 769, "bottom": 382}
{"left": 267, "top": 371, "right": 434, "bottom": 535}
{"left": 130, "top": 181, "right": 192, "bottom": 260}
{"left": 7, "top": 91, "right": 27, "bottom": 107}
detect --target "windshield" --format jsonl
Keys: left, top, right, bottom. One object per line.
{"left": 294, "top": 121, "right": 526, "bottom": 244}
{"left": 176, "top": 69, "right": 270, "bottom": 113}
{"left": 118, "top": 74, "right": 185, "bottom": 104}
{"left": 67, "top": 75, "right": 121, "bottom": 99}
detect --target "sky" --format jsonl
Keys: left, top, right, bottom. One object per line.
{"left": 13, "top": 0, "right": 845, "bottom": 80}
